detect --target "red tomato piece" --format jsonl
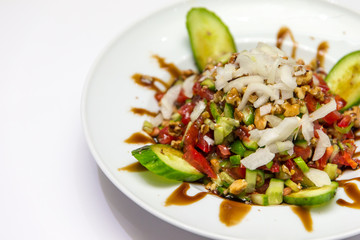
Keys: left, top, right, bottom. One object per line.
{"left": 157, "top": 126, "right": 174, "bottom": 144}
{"left": 183, "top": 145, "right": 216, "bottom": 178}
{"left": 227, "top": 164, "right": 246, "bottom": 179}
{"left": 217, "top": 145, "right": 231, "bottom": 158}
{"left": 335, "top": 95, "right": 347, "bottom": 111}
{"left": 197, "top": 133, "right": 213, "bottom": 153}
{"left": 305, "top": 94, "right": 317, "bottom": 113}
{"left": 192, "top": 81, "right": 214, "bottom": 101}
{"left": 323, "top": 110, "right": 342, "bottom": 125}
{"left": 270, "top": 160, "right": 280, "bottom": 173}
{"left": 316, "top": 146, "right": 333, "bottom": 170}
{"left": 183, "top": 123, "right": 199, "bottom": 147}
{"left": 154, "top": 92, "right": 165, "bottom": 102}
{"left": 178, "top": 102, "right": 195, "bottom": 125}
{"left": 338, "top": 115, "right": 352, "bottom": 128}
{"left": 293, "top": 146, "right": 312, "bottom": 160}
{"left": 176, "top": 88, "right": 188, "bottom": 105}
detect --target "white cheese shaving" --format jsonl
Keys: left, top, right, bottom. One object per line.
{"left": 240, "top": 147, "right": 275, "bottom": 170}
{"left": 310, "top": 98, "right": 337, "bottom": 121}
{"left": 160, "top": 84, "right": 182, "bottom": 119}
{"left": 312, "top": 129, "right": 331, "bottom": 161}
{"left": 182, "top": 75, "right": 196, "bottom": 98}
{"left": 304, "top": 168, "right": 331, "bottom": 187}
{"left": 259, "top": 103, "right": 272, "bottom": 116}
{"left": 190, "top": 100, "right": 206, "bottom": 122}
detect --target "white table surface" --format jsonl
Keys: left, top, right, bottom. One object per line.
{"left": 2, "top": 0, "right": 360, "bottom": 239}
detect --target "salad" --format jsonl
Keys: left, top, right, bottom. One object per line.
{"left": 132, "top": 8, "right": 360, "bottom": 206}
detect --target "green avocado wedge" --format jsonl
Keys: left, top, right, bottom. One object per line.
{"left": 283, "top": 181, "right": 338, "bottom": 206}
{"left": 131, "top": 144, "right": 204, "bottom": 182}
{"left": 325, "top": 50, "right": 360, "bottom": 110}
{"left": 186, "top": 8, "right": 237, "bottom": 72}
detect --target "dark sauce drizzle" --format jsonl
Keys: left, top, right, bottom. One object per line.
{"left": 124, "top": 132, "right": 155, "bottom": 144}
{"left": 219, "top": 200, "right": 252, "bottom": 227}
{"left": 290, "top": 206, "right": 313, "bottom": 232}
{"left": 131, "top": 107, "right": 158, "bottom": 117}
{"left": 118, "top": 162, "right": 147, "bottom": 172}
{"left": 314, "top": 41, "right": 329, "bottom": 70}
{"left": 337, "top": 178, "right": 360, "bottom": 209}
{"left": 165, "top": 182, "right": 208, "bottom": 206}
{"left": 276, "top": 26, "right": 298, "bottom": 59}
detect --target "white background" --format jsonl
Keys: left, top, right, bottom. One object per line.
{"left": 1, "top": 0, "right": 360, "bottom": 239}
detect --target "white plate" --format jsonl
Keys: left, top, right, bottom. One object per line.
{"left": 82, "top": 0, "right": 360, "bottom": 239}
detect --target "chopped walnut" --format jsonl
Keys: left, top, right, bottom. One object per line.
{"left": 210, "top": 159, "right": 221, "bottom": 174}
{"left": 254, "top": 108, "right": 267, "bottom": 130}
{"left": 213, "top": 90, "right": 224, "bottom": 103}
{"left": 296, "top": 70, "right": 313, "bottom": 86}
{"left": 282, "top": 101, "right": 300, "bottom": 117}
{"left": 200, "top": 124, "right": 210, "bottom": 135}
{"left": 294, "top": 87, "right": 306, "bottom": 99}
{"left": 201, "top": 111, "right": 210, "bottom": 119}
{"left": 283, "top": 187, "right": 292, "bottom": 196}
{"left": 228, "top": 53, "right": 238, "bottom": 64}
{"left": 229, "top": 179, "right": 248, "bottom": 195}
{"left": 170, "top": 140, "right": 182, "bottom": 150}
{"left": 344, "top": 106, "right": 360, "bottom": 128}
{"left": 234, "top": 108, "right": 244, "bottom": 121}
{"left": 271, "top": 104, "right": 284, "bottom": 115}
{"left": 308, "top": 86, "right": 324, "bottom": 101}
{"left": 248, "top": 94, "right": 258, "bottom": 104}
{"left": 168, "top": 121, "right": 183, "bottom": 136}
{"left": 226, "top": 88, "right": 241, "bottom": 106}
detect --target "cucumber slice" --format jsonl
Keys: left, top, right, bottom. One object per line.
{"left": 131, "top": 144, "right": 204, "bottom": 182}
{"left": 283, "top": 181, "right": 338, "bottom": 206}
{"left": 242, "top": 138, "right": 258, "bottom": 150}
{"left": 325, "top": 50, "right": 360, "bottom": 110}
{"left": 266, "top": 178, "right": 284, "bottom": 205}
{"left": 251, "top": 193, "right": 269, "bottom": 206}
{"left": 186, "top": 8, "right": 236, "bottom": 71}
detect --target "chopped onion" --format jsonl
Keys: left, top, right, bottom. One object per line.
{"left": 300, "top": 114, "right": 314, "bottom": 143}
{"left": 279, "top": 65, "right": 297, "bottom": 89}
{"left": 256, "top": 117, "right": 300, "bottom": 146}
{"left": 265, "top": 115, "right": 283, "bottom": 127}
{"left": 160, "top": 84, "right": 182, "bottom": 119}
{"left": 203, "top": 135, "right": 214, "bottom": 146}
{"left": 312, "top": 130, "right": 331, "bottom": 161}
{"left": 215, "top": 63, "right": 236, "bottom": 90}
{"left": 259, "top": 103, "right": 272, "bottom": 116}
{"left": 304, "top": 168, "right": 331, "bottom": 187}
{"left": 150, "top": 113, "right": 163, "bottom": 127}
{"left": 237, "top": 82, "right": 279, "bottom": 110}
{"left": 310, "top": 98, "right": 337, "bottom": 121}
{"left": 223, "top": 75, "right": 264, "bottom": 92}
{"left": 240, "top": 147, "right": 275, "bottom": 170}
{"left": 190, "top": 100, "right": 206, "bottom": 122}
{"left": 182, "top": 75, "right": 196, "bottom": 98}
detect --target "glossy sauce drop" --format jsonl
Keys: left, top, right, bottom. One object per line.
{"left": 219, "top": 200, "right": 251, "bottom": 227}
{"left": 124, "top": 132, "right": 155, "bottom": 144}
{"left": 132, "top": 73, "right": 168, "bottom": 93}
{"left": 165, "top": 182, "right": 208, "bottom": 206}
{"left": 118, "top": 162, "right": 147, "bottom": 172}
{"left": 153, "top": 55, "right": 182, "bottom": 81}
{"left": 315, "top": 41, "right": 329, "bottom": 69}
{"left": 276, "top": 26, "right": 298, "bottom": 59}
{"left": 290, "top": 206, "right": 313, "bottom": 232}
{"left": 130, "top": 107, "right": 158, "bottom": 117}
{"left": 337, "top": 178, "right": 360, "bottom": 209}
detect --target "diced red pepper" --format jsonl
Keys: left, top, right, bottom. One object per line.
{"left": 178, "top": 102, "right": 195, "bottom": 125}
{"left": 217, "top": 145, "right": 231, "bottom": 158}
{"left": 157, "top": 126, "right": 174, "bottom": 144}
{"left": 176, "top": 88, "right": 188, "bottom": 105}
{"left": 293, "top": 146, "right": 312, "bottom": 160}
{"left": 183, "top": 145, "right": 216, "bottom": 178}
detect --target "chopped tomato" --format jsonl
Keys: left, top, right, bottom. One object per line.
{"left": 344, "top": 130, "right": 355, "bottom": 139}
{"left": 338, "top": 115, "right": 352, "bottom": 128}
{"left": 197, "top": 133, "right": 213, "bottom": 153}
{"left": 183, "top": 145, "right": 216, "bottom": 178}
{"left": 234, "top": 126, "right": 250, "bottom": 140}
{"left": 192, "top": 81, "right": 214, "bottom": 101}
{"left": 323, "top": 110, "right": 342, "bottom": 125}
{"left": 314, "top": 121, "right": 326, "bottom": 138}
{"left": 270, "top": 160, "right": 280, "bottom": 173}
{"left": 316, "top": 146, "right": 333, "bottom": 170}
{"left": 305, "top": 93, "right": 317, "bottom": 113}
{"left": 217, "top": 145, "right": 231, "bottom": 158}
{"left": 157, "top": 126, "right": 174, "bottom": 144}
{"left": 285, "top": 159, "right": 304, "bottom": 183}
{"left": 335, "top": 95, "right": 347, "bottom": 111}
{"left": 183, "top": 123, "right": 199, "bottom": 147}
{"left": 340, "top": 152, "right": 358, "bottom": 169}
{"left": 314, "top": 73, "right": 330, "bottom": 92}
{"left": 178, "top": 102, "right": 195, "bottom": 125}
{"left": 176, "top": 89, "right": 188, "bottom": 105}
{"left": 293, "top": 146, "right": 312, "bottom": 160}
{"left": 154, "top": 92, "right": 165, "bottom": 102}
{"left": 227, "top": 164, "right": 246, "bottom": 179}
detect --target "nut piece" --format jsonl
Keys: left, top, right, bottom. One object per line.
{"left": 271, "top": 104, "right": 284, "bottom": 115}
{"left": 234, "top": 108, "right": 244, "bottom": 121}
{"left": 296, "top": 70, "right": 313, "bottom": 86}
{"left": 229, "top": 179, "right": 248, "bottom": 195}
{"left": 282, "top": 101, "right": 300, "bottom": 117}
{"left": 213, "top": 90, "right": 224, "bottom": 103}
{"left": 294, "top": 87, "right": 306, "bottom": 99}
{"left": 283, "top": 187, "right": 292, "bottom": 196}
{"left": 308, "top": 86, "right": 324, "bottom": 101}
{"left": 168, "top": 121, "right": 183, "bottom": 136}
{"left": 200, "top": 124, "right": 210, "bottom": 135}
{"left": 226, "top": 88, "right": 241, "bottom": 106}
{"left": 254, "top": 108, "right": 267, "bottom": 130}
{"left": 210, "top": 159, "right": 220, "bottom": 174}
{"left": 248, "top": 94, "right": 258, "bottom": 104}
{"left": 170, "top": 140, "right": 182, "bottom": 150}
{"left": 344, "top": 106, "right": 360, "bottom": 128}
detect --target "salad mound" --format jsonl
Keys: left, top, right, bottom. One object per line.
{"left": 131, "top": 8, "right": 360, "bottom": 206}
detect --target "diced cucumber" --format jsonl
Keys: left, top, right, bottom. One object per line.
{"left": 251, "top": 193, "right": 269, "bottom": 206}
{"left": 131, "top": 144, "right": 204, "bottom": 182}
{"left": 210, "top": 102, "right": 221, "bottom": 121}
{"left": 266, "top": 161, "right": 273, "bottom": 169}
{"left": 214, "top": 125, "right": 225, "bottom": 145}
{"left": 230, "top": 140, "right": 246, "bottom": 156}
{"left": 255, "top": 170, "right": 265, "bottom": 188}
{"left": 201, "top": 78, "right": 216, "bottom": 91}
{"left": 301, "top": 175, "right": 316, "bottom": 188}
{"left": 293, "top": 157, "right": 309, "bottom": 173}
{"left": 241, "top": 105, "right": 255, "bottom": 126}
{"left": 186, "top": 8, "right": 236, "bottom": 71}
{"left": 324, "top": 163, "right": 338, "bottom": 180}
{"left": 224, "top": 103, "right": 234, "bottom": 118}
{"left": 325, "top": 50, "right": 360, "bottom": 110}
{"left": 283, "top": 182, "right": 338, "bottom": 206}
{"left": 266, "top": 178, "right": 284, "bottom": 205}
{"left": 214, "top": 117, "right": 239, "bottom": 144}
{"left": 285, "top": 179, "right": 300, "bottom": 192}
{"left": 242, "top": 138, "right": 258, "bottom": 150}
{"left": 219, "top": 171, "right": 235, "bottom": 185}
{"left": 245, "top": 169, "right": 257, "bottom": 193}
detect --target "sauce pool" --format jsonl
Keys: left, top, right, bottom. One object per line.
{"left": 130, "top": 107, "right": 158, "bottom": 117}
{"left": 337, "top": 178, "right": 360, "bottom": 209}
{"left": 118, "top": 162, "right": 148, "bottom": 172}
{"left": 165, "top": 182, "right": 208, "bottom": 206}
{"left": 125, "top": 132, "right": 155, "bottom": 144}
{"left": 290, "top": 206, "right": 313, "bottom": 232}
{"left": 219, "top": 200, "right": 251, "bottom": 227}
